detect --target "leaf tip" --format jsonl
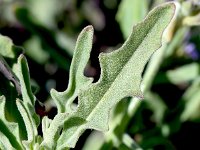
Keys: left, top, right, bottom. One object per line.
{"left": 18, "top": 54, "right": 26, "bottom": 63}
{"left": 50, "top": 88, "right": 60, "bottom": 100}
{"left": 162, "top": 2, "right": 176, "bottom": 16}
{"left": 84, "top": 25, "right": 94, "bottom": 32}
{"left": 50, "top": 88, "right": 56, "bottom": 94}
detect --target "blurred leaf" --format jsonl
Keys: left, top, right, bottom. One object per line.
{"left": 165, "top": 26, "right": 188, "bottom": 58}
{"left": 182, "top": 77, "right": 200, "bottom": 100}
{"left": 0, "top": 1, "right": 18, "bottom": 26}
{"left": 183, "top": 13, "right": 200, "bottom": 26}
{"left": 0, "top": 34, "right": 22, "bottom": 58}
{"left": 181, "top": 78, "right": 200, "bottom": 121}
{"left": 82, "top": 0, "right": 105, "bottom": 31}
{"left": 116, "top": 0, "right": 148, "bottom": 38}
{"left": 181, "top": 1, "right": 192, "bottom": 16}
{"left": 55, "top": 32, "right": 75, "bottom": 56}
{"left": 145, "top": 92, "right": 167, "bottom": 124}
{"left": 181, "top": 90, "right": 200, "bottom": 121}
{"left": 27, "top": 0, "right": 65, "bottom": 28}
{"left": 24, "top": 36, "right": 50, "bottom": 64}
{"left": 166, "top": 63, "right": 199, "bottom": 84}
{"left": 15, "top": 6, "right": 71, "bottom": 69}
{"left": 82, "top": 131, "right": 104, "bottom": 150}
{"left": 121, "top": 133, "right": 143, "bottom": 150}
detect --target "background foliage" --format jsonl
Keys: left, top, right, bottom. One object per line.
{"left": 0, "top": 0, "right": 200, "bottom": 149}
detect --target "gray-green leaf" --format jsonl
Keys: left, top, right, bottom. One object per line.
{"left": 51, "top": 26, "right": 94, "bottom": 113}
{"left": 16, "top": 55, "right": 40, "bottom": 148}
{"left": 0, "top": 96, "right": 23, "bottom": 150}
{"left": 56, "top": 2, "right": 175, "bottom": 149}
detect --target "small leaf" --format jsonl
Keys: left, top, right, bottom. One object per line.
{"left": 15, "top": 6, "right": 71, "bottom": 69}
{"left": 17, "top": 54, "right": 40, "bottom": 125}
{"left": 40, "top": 113, "right": 69, "bottom": 149}
{"left": 181, "top": 78, "right": 200, "bottom": 121}
{"left": 0, "top": 35, "right": 16, "bottom": 58}
{"left": 0, "top": 35, "right": 23, "bottom": 95}
{"left": 16, "top": 55, "right": 40, "bottom": 147}
{"left": 51, "top": 25, "right": 94, "bottom": 113}
{"left": 41, "top": 116, "right": 52, "bottom": 135}
{"left": 121, "top": 133, "right": 142, "bottom": 150}
{"left": 0, "top": 96, "right": 23, "bottom": 150}
{"left": 16, "top": 99, "right": 36, "bottom": 148}
{"left": 17, "top": 55, "right": 35, "bottom": 106}
{"left": 24, "top": 36, "right": 50, "bottom": 64}
{"left": 166, "top": 63, "right": 199, "bottom": 84}
{"left": 56, "top": 2, "right": 175, "bottom": 149}
{"left": 183, "top": 13, "right": 200, "bottom": 26}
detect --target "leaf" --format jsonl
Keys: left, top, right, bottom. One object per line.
{"left": 0, "top": 35, "right": 23, "bottom": 95}
{"left": 0, "top": 35, "right": 16, "bottom": 58}
{"left": 0, "top": 35, "right": 23, "bottom": 67}
{"left": 181, "top": 78, "right": 200, "bottom": 121}
{"left": 181, "top": 90, "right": 200, "bottom": 121}
{"left": 26, "top": 0, "right": 63, "bottom": 28}
{"left": 121, "top": 133, "right": 142, "bottom": 150}
{"left": 166, "top": 63, "right": 199, "bottom": 84}
{"left": 40, "top": 113, "right": 69, "bottom": 149}
{"left": 15, "top": 55, "right": 40, "bottom": 147}
{"left": 24, "top": 36, "right": 50, "bottom": 64}
{"left": 0, "top": 54, "right": 21, "bottom": 95}
{"left": 51, "top": 26, "right": 94, "bottom": 113}
{"left": 0, "top": 96, "right": 23, "bottom": 150}
{"left": 16, "top": 99, "right": 36, "bottom": 148}
{"left": 15, "top": 6, "right": 71, "bottom": 69}
{"left": 116, "top": 0, "right": 148, "bottom": 38}
{"left": 54, "top": 2, "right": 175, "bottom": 149}
{"left": 183, "top": 13, "right": 200, "bottom": 26}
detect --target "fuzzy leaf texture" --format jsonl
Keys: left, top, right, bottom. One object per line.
{"left": 48, "top": 2, "right": 175, "bottom": 149}
{"left": 15, "top": 55, "right": 40, "bottom": 149}
{"left": 0, "top": 96, "right": 23, "bottom": 150}
{"left": 51, "top": 26, "right": 94, "bottom": 113}
{"left": 0, "top": 35, "right": 40, "bottom": 149}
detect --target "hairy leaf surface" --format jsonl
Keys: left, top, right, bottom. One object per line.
{"left": 0, "top": 2, "right": 175, "bottom": 150}
{"left": 0, "top": 96, "right": 23, "bottom": 150}
{"left": 51, "top": 26, "right": 94, "bottom": 113}
{"left": 50, "top": 3, "right": 176, "bottom": 149}
{"left": 15, "top": 55, "right": 40, "bottom": 148}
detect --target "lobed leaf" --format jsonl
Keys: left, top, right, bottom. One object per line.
{"left": 15, "top": 55, "right": 40, "bottom": 148}
{"left": 51, "top": 26, "right": 94, "bottom": 113}
{"left": 0, "top": 2, "right": 176, "bottom": 149}
{"left": 54, "top": 2, "right": 175, "bottom": 149}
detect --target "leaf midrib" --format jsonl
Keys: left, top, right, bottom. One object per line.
{"left": 84, "top": 14, "right": 165, "bottom": 123}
